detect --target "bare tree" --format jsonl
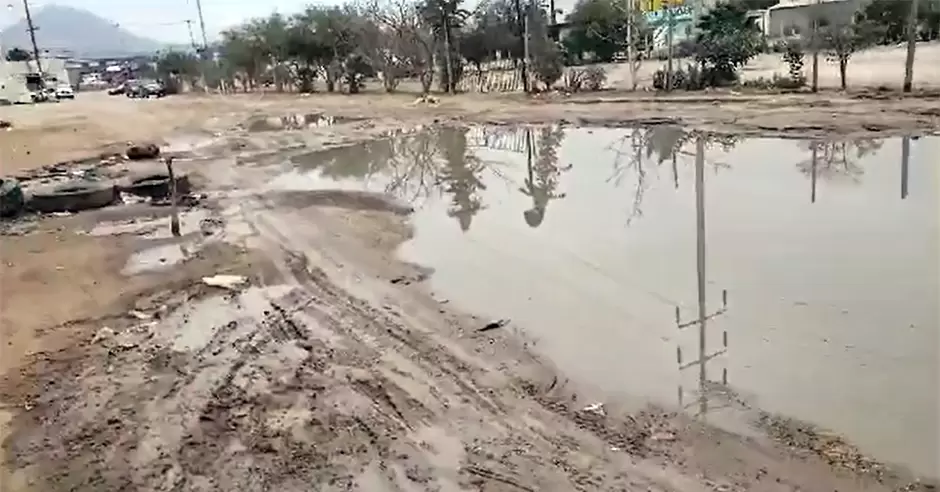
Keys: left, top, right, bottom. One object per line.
{"left": 365, "top": 0, "right": 437, "bottom": 92}
{"left": 625, "top": 0, "right": 643, "bottom": 91}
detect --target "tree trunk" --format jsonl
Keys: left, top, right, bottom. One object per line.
{"left": 839, "top": 59, "right": 847, "bottom": 90}
{"left": 903, "top": 0, "right": 920, "bottom": 92}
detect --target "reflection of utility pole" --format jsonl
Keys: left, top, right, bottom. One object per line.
{"left": 672, "top": 153, "right": 679, "bottom": 189}
{"left": 901, "top": 136, "right": 910, "bottom": 199}
{"left": 811, "top": 143, "right": 818, "bottom": 203}
{"left": 676, "top": 135, "right": 730, "bottom": 418}
{"left": 22, "top": 0, "right": 43, "bottom": 76}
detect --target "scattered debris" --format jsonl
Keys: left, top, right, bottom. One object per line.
{"left": 202, "top": 274, "right": 248, "bottom": 290}
{"left": 0, "top": 120, "right": 12, "bottom": 130}
{"left": 581, "top": 402, "right": 606, "bottom": 417}
{"left": 478, "top": 319, "right": 510, "bottom": 333}
{"left": 92, "top": 327, "right": 115, "bottom": 343}
{"left": 411, "top": 94, "right": 439, "bottom": 106}
{"left": 463, "top": 465, "right": 535, "bottom": 492}
{"left": 128, "top": 310, "right": 152, "bottom": 320}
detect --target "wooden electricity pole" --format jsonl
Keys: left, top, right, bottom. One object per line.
{"left": 903, "top": 0, "right": 920, "bottom": 93}
{"left": 21, "top": 0, "right": 43, "bottom": 76}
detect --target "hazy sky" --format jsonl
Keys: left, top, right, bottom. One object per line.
{"left": 1, "top": 0, "right": 579, "bottom": 44}
{"left": 0, "top": 0, "right": 334, "bottom": 43}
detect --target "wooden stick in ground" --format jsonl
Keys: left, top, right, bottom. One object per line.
{"left": 165, "top": 157, "right": 181, "bottom": 237}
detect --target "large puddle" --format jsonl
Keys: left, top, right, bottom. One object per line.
{"left": 281, "top": 126, "right": 938, "bottom": 477}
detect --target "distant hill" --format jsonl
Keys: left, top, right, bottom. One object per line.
{"left": 0, "top": 5, "right": 163, "bottom": 58}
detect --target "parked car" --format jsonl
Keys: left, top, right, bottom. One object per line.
{"left": 55, "top": 84, "right": 74, "bottom": 99}
{"left": 30, "top": 88, "right": 52, "bottom": 103}
{"left": 126, "top": 80, "right": 167, "bottom": 98}
{"left": 107, "top": 83, "right": 126, "bottom": 95}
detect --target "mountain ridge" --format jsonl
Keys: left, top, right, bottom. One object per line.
{"left": 0, "top": 4, "right": 164, "bottom": 58}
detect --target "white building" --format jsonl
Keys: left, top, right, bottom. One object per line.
{"left": 761, "top": 0, "right": 869, "bottom": 39}
{"left": 0, "top": 57, "right": 71, "bottom": 103}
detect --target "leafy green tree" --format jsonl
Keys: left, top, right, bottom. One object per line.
{"left": 422, "top": 0, "right": 470, "bottom": 92}
{"left": 460, "top": 0, "right": 522, "bottom": 68}
{"left": 156, "top": 50, "right": 201, "bottom": 92}
{"left": 5, "top": 47, "right": 31, "bottom": 62}
{"left": 563, "top": 0, "right": 631, "bottom": 63}
{"left": 857, "top": 0, "right": 940, "bottom": 44}
{"left": 694, "top": 2, "right": 762, "bottom": 86}
{"left": 820, "top": 22, "right": 877, "bottom": 90}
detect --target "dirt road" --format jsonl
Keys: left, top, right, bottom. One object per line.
{"left": 0, "top": 91, "right": 936, "bottom": 491}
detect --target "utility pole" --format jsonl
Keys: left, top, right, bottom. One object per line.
{"left": 21, "top": 0, "right": 43, "bottom": 76}
{"left": 195, "top": 0, "right": 210, "bottom": 51}
{"left": 193, "top": 0, "right": 212, "bottom": 93}
{"left": 665, "top": 1, "right": 675, "bottom": 91}
{"left": 903, "top": 0, "right": 920, "bottom": 93}
{"left": 811, "top": 0, "right": 820, "bottom": 92}
{"left": 443, "top": 14, "right": 455, "bottom": 94}
{"left": 522, "top": 2, "right": 532, "bottom": 94}
{"left": 514, "top": 0, "right": 529, "bottom": 93}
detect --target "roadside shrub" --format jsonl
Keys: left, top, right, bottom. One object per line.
{"left": 343, "top": 54, "right": 370, "bottom": 94}
{"left": 562, "top": 69, "right": 585, "bottom": 92}
{"left": 739, "top": 74, "right": 805, "bottom": 90}
{"left": 532, "top": 43, "right": 566, "bottom": 90}
{"left": 583, "top": 66, "right": 607, "bottom": 91}
{"left": 674, "top": 39, "right": 699, "bottom": 58}
{"left": 652, "top": 64, "right": 707, "bottom": 91}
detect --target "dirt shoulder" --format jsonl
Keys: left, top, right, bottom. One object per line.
{"left": 2, "top": 89, "right": 938, "bottom": 175}
{"left": 0, "top": 92, "right": 936, "bottom": 492}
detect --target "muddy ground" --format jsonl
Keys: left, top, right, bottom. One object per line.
{"left": 0, "top": 91, "right": 937, "bottom": 492}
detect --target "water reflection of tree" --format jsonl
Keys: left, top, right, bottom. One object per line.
{"left": 520, "top": 126, "right": 569, "bottom": 228}
{"left": 796, "top": 138, "right": 883, "bottom": 184}
{"left": 437, "top": 128, "right": 489, "bottom": 232}
{"left": 314, "top": 138, "right": 396, "bottom": 180}
{"left": 608, "top": 127, "right": 737, "bottom": 225}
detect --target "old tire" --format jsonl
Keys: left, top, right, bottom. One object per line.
{"left": 126, "top": 143, "right": 160, "bottom": 160}
{"left": 120, "top": 172, "right": 191, "bottom": 199}
{"left": 28, "top": 181, "right": 118, "bottom": 214}
{"left": 0, "top": 178, "right": 25, "bottom": 218}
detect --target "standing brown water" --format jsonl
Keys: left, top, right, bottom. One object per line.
{"left": 286, "top": 126, "right": 939, "bottom": 477}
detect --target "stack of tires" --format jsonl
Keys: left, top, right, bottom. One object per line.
{"left": 0, "top": 178, "right": 25, "bottom": 218}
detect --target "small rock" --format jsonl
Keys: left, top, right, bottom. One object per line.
{"left": 478, "top": 319, "right": 510, "bottom": 333}
{"left": 126, "top": 143, "right": 160, "bottom": 161}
